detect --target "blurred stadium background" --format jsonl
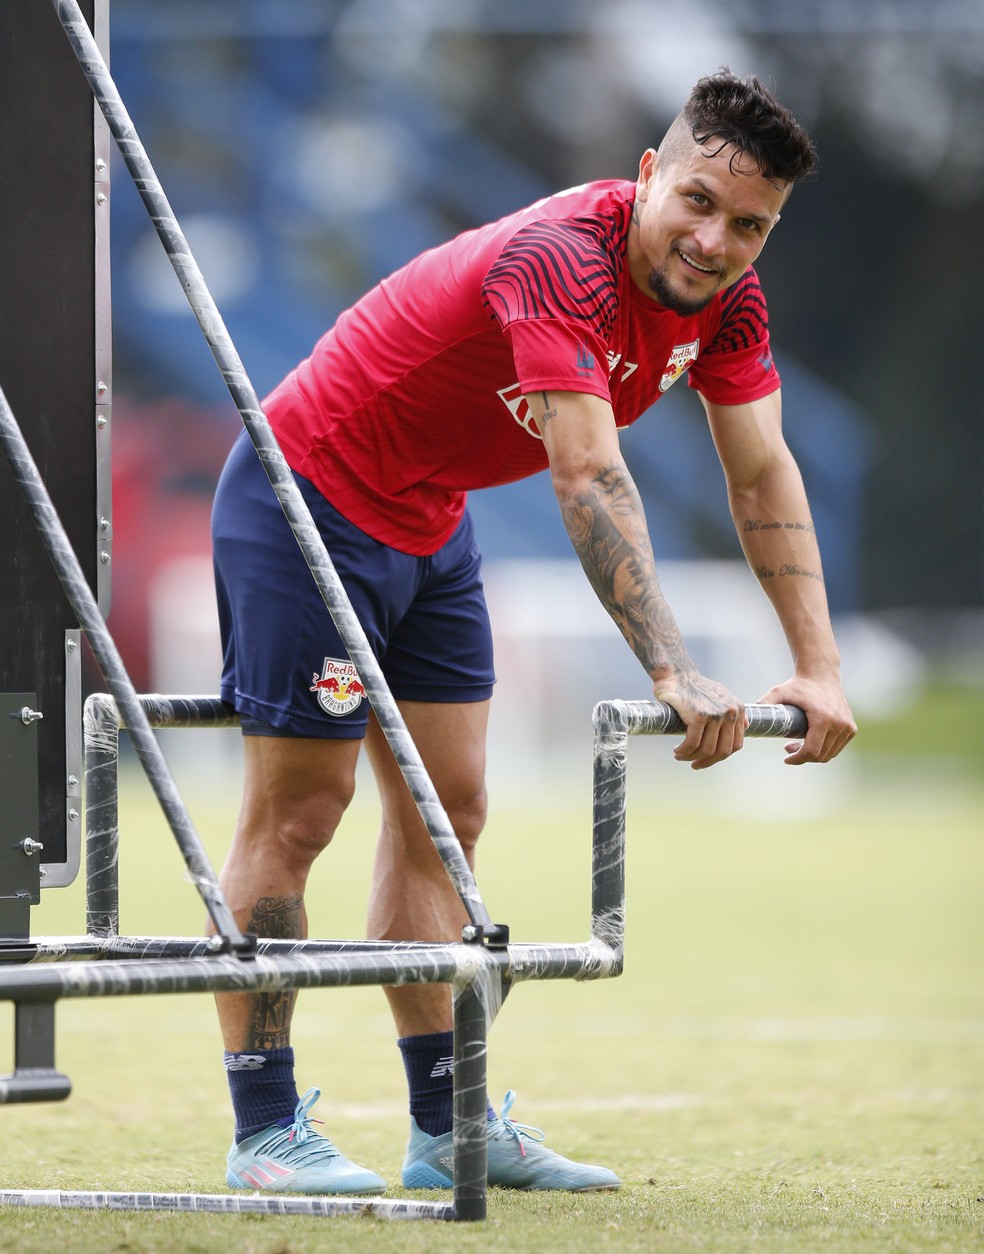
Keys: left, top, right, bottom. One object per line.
{"left": 100, "top": 0, "right": 983, "bottom": 799}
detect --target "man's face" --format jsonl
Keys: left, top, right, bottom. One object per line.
{"left": 628, "top": 140, "right": 787, "bottom": 315}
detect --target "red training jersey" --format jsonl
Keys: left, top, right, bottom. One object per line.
{"left": 263, "top": 179, "right": 780, "bottom": 555}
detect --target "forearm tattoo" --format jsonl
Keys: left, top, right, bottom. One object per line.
{"left": 743, "top": 518, "right": 816, "bottom": 536}
{"left": 754, "top": 563, "right": 825, "bottom": 584}
{"left": 743, "top": 518, "right": 824, "bottom": 585}
{"left": 561, "top": 462, "right": 691, "bottom": 677}
{"left": 244, "top": 894, "right": 302, "bottom": 1051}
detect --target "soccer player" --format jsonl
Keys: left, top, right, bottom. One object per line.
{"left": 212, "top": 69, "right": 856, "bottom": 1194}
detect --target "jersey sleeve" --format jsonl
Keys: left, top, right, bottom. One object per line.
{"left": 688, "top": 268, "right": 781, "bottom": 405}
{"left": 482, "top": 218, "right": 619, "bottom": 401}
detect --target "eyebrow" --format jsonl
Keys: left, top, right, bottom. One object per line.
{"left": 685, "top": 176, "right": 775, "bottom": 227}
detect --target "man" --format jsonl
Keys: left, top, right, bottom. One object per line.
{"left": 211, "top": 69, "right": 856, "bottom": 1195}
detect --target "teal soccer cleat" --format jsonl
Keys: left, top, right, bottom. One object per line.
{"left": 401, "top": 1089, "right": 621, "bottom": 1192}
{"left": 226, "top": 1087, "right": 386, "bottom": 1195}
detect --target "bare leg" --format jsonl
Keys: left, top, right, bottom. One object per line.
{"left": 365, "top": 699, "right": 490, "bottom": 1036}
{"left": 212, "top": 734, "right": 362, "bottom": 1051}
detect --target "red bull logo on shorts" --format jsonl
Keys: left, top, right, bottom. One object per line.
{"left": 309, "top": 657, "right": 367, "bottom": 716}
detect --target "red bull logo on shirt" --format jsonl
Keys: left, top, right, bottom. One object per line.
{"left": 309, "top": 657, "right": 367, "bottom": 716}
{"left": 659, "top": 340, "right": 700, "bottom": 392}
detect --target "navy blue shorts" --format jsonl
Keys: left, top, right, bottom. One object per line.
{"left": 211, "top": 430, "right": 495, "bottom": 739}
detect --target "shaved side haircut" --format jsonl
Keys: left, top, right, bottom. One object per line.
{"left": 658, "top": 68, "right": 817, "bottom": 189}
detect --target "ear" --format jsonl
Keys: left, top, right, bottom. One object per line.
{"left": 636, "top": 148, "right": 658, "bottom": 201}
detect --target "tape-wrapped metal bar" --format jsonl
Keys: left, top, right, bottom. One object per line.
{"left": 590, "top": 706, "right": 629, "bottom": 967}
{"left": 451, "top": 979, "right": 490, "bottom": 1221}
{"left": 0, "top": 1190, "right": 454, "bottom": 1220}
{"left": 124, "top": 694, "right": 239, "bottom": 729}
{"left": 589, "top": 700, "right": 808, "bottom": 960}
{"left": 83, "top": 693, "right": 121, "bottom": 937}
{"left": 83, "top": 694, "right": 240, "bottom": 937}
{"left": 594, "top": 699, "right": 807, "bottom": 740}
{"left": 6, "top": 937, "right": 618, "bottom": 990}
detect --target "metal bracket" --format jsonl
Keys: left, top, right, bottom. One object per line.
{"left": 206, "top": 931, "right": 259, "bottom": 959}
{"left": 461, "top": 922, "right": 510, "bottom": 950}
{"left": 0, "top": 693, "right": 42, "bottom": 941}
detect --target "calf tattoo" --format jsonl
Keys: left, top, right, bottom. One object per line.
{"left": 244, "top": 894, "right": 302, "bottom": 1051}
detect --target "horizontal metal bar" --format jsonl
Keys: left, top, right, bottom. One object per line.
{"left": 26, "top": 935, "right": 478, "bottom": 961}
{"left": 0, "top": 936, "right": 618, "bottom": 1002}
{"left": 594, "top": 700, "right": 808, "bottom": 740}
{"left": 97, "top": 695, "right": 807, "bottom": 740}
{"left": 96, "top": 693, "right": 240, "bottom": 730}
{"left": 0, "top": 1071, "right": 72, "bottom": 1104}
{"left": 0, "top": 1190, "right": 454, "bottom": 1220}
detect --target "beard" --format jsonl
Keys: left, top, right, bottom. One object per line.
{"left": 646, "top": 255, "right": 720, "bottom": 316}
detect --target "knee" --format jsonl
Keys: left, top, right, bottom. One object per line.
{"left": 275, "top": 797, "right": 348, "bottom": 865}
{"left": 242, "top": 775, "right": 356, "bottom": 869}
{"left": 446, "top": 784, "right": 488, "bottom": 861}
{"left": 380, "top": 783, "right": 487, "bottom": 868}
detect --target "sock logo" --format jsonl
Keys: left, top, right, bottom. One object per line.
{"left": 429, "top": 1055, "right": 454, "bottom": 1079}
{"left": 225, "top": 1053, "right": 267, "bottom": 1072}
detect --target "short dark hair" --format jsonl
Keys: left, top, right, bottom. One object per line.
{"left": 660, "top": 68, "right": 817, "bottom": 187}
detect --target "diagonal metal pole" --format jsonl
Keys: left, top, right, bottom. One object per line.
{"left": 52, "top": 0, "right": 495, "bottom": 934}
{"left": 0, "top": 386, "right": 251, "bottom": 955}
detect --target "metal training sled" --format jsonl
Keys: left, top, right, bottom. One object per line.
{"left": 1, "top": 687, "right": 805, "bottom": 1220}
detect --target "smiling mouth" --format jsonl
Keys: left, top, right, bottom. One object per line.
{"left": 676, "top": 248, "right": 717, "bottom": 276}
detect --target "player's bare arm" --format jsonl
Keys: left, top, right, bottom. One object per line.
{"left": 703, "top": 389, "right": 857, "bottom": 764}
{"left": 528, "top": 389, "right": 746, "bottom": 769}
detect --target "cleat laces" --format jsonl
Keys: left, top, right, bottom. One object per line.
{"left": 488, "top": 1090, "right": 546, "bottom": 1160}
{"left": 258, "top": 1087, "right": 339, "bottom": 1168}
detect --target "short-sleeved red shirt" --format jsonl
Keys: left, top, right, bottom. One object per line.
{"left": 263, "top": 179, "right": 780, "bottom": 555}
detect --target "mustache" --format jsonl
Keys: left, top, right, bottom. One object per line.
{"left": 676, "top": 246, "right": 720, "bottom": 276}
{"left": 646, "top": 263, "right": 717, "bottom": 315}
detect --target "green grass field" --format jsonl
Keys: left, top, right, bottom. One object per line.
{"left": 2, "top": 689, "right": 983, "bottom": 1252}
